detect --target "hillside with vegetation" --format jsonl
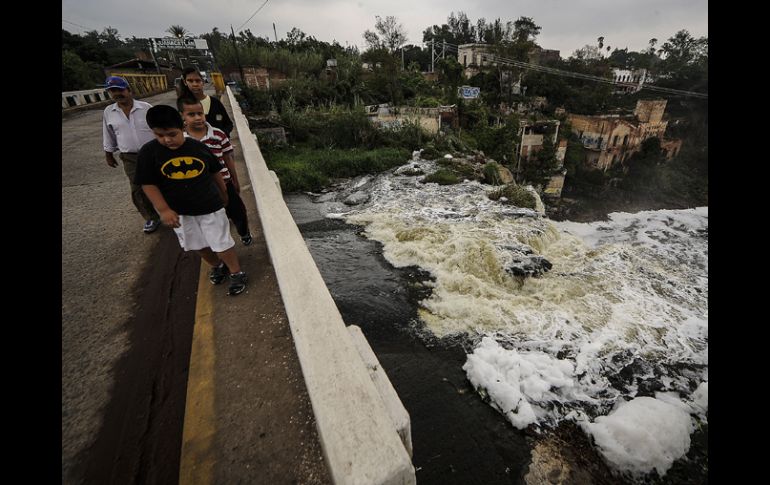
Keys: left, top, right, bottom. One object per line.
{"left": 62, "top": 12, "right": 707, "bottom": 216}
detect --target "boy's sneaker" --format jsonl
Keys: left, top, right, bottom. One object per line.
{"left": 240, "top": 233, "right": 253, "bottom": 246}
{"left": 227, "top": 271, "right": 248, "bottom": 296}
{"left": 143, "top": 219, "right": 161, "bottom": 233}
{"left": 209, "top": 263, "right": 229, "bottom": 285}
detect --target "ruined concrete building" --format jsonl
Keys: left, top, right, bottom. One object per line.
{"left": 364, "top": 104, "right": 458, "bottom": 134}
{"left": 226, "top": 67, "right": 287, "bottom": 90}
{"left": 567, "top": 99, "right": 682, "bottom": 171}
{"left": 457, "top": 43, "right": 496, "bottom": 78}
{"left": 514, "top": 118, "right": 569, "bottom": 198}
{"left": 611, "top": 68, "right": 654, "bottom": 94}
{"left": 457, "top": 43, "right": 560, "bottom": 77}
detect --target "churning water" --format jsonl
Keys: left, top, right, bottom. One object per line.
{"left": 287, "top": 159, "right": 708, "bottom": 479}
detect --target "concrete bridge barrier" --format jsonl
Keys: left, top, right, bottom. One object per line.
{"left": 61, "top": 88, "right": 111, "bottom": 109}
{"left": 226, "top": 87, "right": 416, "bottom": 485}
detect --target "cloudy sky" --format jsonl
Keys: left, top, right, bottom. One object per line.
{"left": 62, "top": 0, "right": 707, "bottom": 56}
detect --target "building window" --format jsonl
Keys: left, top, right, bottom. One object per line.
{"left": 623, "top": 135, "right": 629, "bottom": 146}
{"left": 597, "top": 136, "right": 603, "bottom": 148}
{"left": 463, "top": 55, "right": 467, "bottom": 67}
{"left": 613, "top": 135, "right": 619, "bottom": 146}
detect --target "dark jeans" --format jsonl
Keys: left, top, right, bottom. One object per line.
{"left": 120, "top": 152, "right": 159, "bottom": 222}
{"left": 225, "top": 181, "right": 250, "bottom": 237}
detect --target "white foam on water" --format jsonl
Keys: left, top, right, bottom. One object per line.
{"left": 583, "top": 395, "right": 694, "bottom": 476}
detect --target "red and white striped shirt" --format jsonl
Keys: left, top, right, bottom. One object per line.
{"left": 185, "top": 122, "right": 234, "bottom": 180}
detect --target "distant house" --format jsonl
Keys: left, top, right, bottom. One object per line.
{"left": 224, "top": 67, "right": 288, "bottom": 90}
{"left": 364, "top": 104, "right": 458, "bottom": 134}
{"left": 458, "top": 43, "right": 560, "bottom": 77}
{"left": 611, "top": 68, "right": 654, "bottom": 94}
{"left": 528, "top": 46, "right": 560, "bottom": 65}
{"left": 457, "top": 43, "right": 496, "bottom": 78}
{"left": 567, "top": 99, "right": 682, "bottom": 171}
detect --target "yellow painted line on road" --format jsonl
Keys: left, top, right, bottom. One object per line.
{"left": 179, "top": 267, "right": 217, "bottom": 485}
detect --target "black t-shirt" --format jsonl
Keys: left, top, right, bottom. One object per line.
{"left": 135, "top": 138, "right": 224, "bottom": 215}
{"left": 206, "top": 96, "right": 233, "bottom": 137}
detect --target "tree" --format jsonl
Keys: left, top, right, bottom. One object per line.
{"left": 572, "top": 44, "right": 602, "bottom": 62}
{"left": 99, "top": 27, "right": 123, "bottom": 48}
{"left": 166, "top": 25, "right": 188, "bottom": 38}
{"left": 512, "top": 17, "right": 541, "bottom": 44}
{"left": 62, "top": 50, "right": 100, "bottom": 91}
{"left": 286, "top": 27, "right": 307, "bottom": 47}
{"left": 363, "top": 16, "right": 407, "bottom": 54}
{"left": 446, "top": 11, "right": 476, "bottom": 44}
{"left": 647, "top": 38, "right": 658, "bottom": 55}
{"left": 479, "top": 18, "right": 514, "bottom": 44}
{"left": 659, "top": 30, "right": 707, "bottom": 67}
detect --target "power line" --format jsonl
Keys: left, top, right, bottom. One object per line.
{"left": 440, "top": 42, "right": 707, "bottom": 99}
{"left": 62, "top": 19, "right": 91, "bottom": 30}
{"left": 237, "top": 0, "right": 270, "bottom": 32}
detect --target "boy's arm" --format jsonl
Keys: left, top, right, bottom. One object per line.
{"left": 213, "top": 172, "right": 228, "bottom": 206}
{"left": 142, "top": 185, "right": 179, "bottom": 228}
{"left": 222, "top": 151, "right": 239, "bottom": 193}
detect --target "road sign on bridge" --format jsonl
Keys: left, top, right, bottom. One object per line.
{"left": 152, "top": 37, "right": 209, "bottom": 50}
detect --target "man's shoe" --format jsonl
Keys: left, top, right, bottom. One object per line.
{"left": 240, "top": 233, "right": 253, "bottom": 246}
{"left": 143, "top": 219, "right": 161, "bottom": 233}
{"left": 209, "top": 263, "right": 229, "bottom": 285}
{"left": 227, "top": 271, "right": 248, "bottom": 296}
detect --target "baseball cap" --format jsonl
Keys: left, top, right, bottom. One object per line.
{"left": 105, "top": 76, "right": 130, "bottom": 90}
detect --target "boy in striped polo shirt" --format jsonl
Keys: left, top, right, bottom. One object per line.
{"left": 177, "top": 97, "right": 253, "bottom": 246}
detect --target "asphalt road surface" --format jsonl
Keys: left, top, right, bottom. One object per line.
{"left": 62, "top": 90, "right": 199, "bottom": 484}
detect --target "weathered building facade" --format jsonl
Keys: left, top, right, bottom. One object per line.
{"left": 224, "top": 67, "right": 288, "bottom": 90}
{"left": 457, "top": 43, "right": 495, "bottom": 78}
{"left": 365, "top": 104, "right": 458, "bottom": 134}
{"left": 567, "top": 99, "right": 681, "bottom": 171}
{"left": 611, "top": 68, "right": 653, "bottom": 94}
{"left": 514, "top": 119, "right": 569, "bottom": 197}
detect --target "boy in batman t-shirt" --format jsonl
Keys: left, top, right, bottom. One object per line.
{"left": 135, "top": 105, "right": 247, "bottom": 296}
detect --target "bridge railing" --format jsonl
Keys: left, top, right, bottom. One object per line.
{"left": 226, "top": 86, "right": 415, "bottom": 485}
{"left": 108, "top": 73, "right": 168, "bottom": 97}
{"left": 61, "top": 88, "right": 111, "bottom": 109}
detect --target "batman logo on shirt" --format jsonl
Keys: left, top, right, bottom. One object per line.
{"left": 161, "top": 157, "right": 205, "bottom": 179}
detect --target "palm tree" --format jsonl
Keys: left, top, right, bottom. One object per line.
{"left": 165, "top": 25, "right": 190, "bottom": 69}
{"left": 166, "top": 25, "right": 188, "bottom": 38}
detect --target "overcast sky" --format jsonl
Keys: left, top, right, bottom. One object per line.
{"left": 62, "top": 0, "right": 707, "bottom": 57}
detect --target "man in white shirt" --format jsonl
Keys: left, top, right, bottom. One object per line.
{"left": 102, "top": 76, "right": 161, "bottom": 233}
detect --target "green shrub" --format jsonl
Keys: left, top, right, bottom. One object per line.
{"left": 488, "top": 184, "right": 536, "bottom": 209}
{"left": 483, "top": 162, "right": 504, "bottom": 185}
{"left": 423, "top": 169, "right": 460, "bottom": 185}
{"left": 264, "top": 147, "right": 409, "bottom": 192}
{"left": 421, "top": 145, "right": 439, "bottom": 160}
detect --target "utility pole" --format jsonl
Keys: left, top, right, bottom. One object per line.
{"left": 442, "top": 40, "right": 446, "bottom": 59}
{"left": 273, "top": 23, "right": 278, "bottom": 42}
{"left": 431, "top": 40, "right": 434, "bottom": 73}
{"left": 148, "top": 39, "right": 162, "bottom": 74}
{"left": 230, "top": 24, "right": 245, "bottom": 86}
{"left": 401, "top": 47, "right": 404, "bottom": 70}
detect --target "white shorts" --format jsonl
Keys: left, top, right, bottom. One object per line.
{"left": 173, "top": 208, "right": 235, "bottom": 252}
